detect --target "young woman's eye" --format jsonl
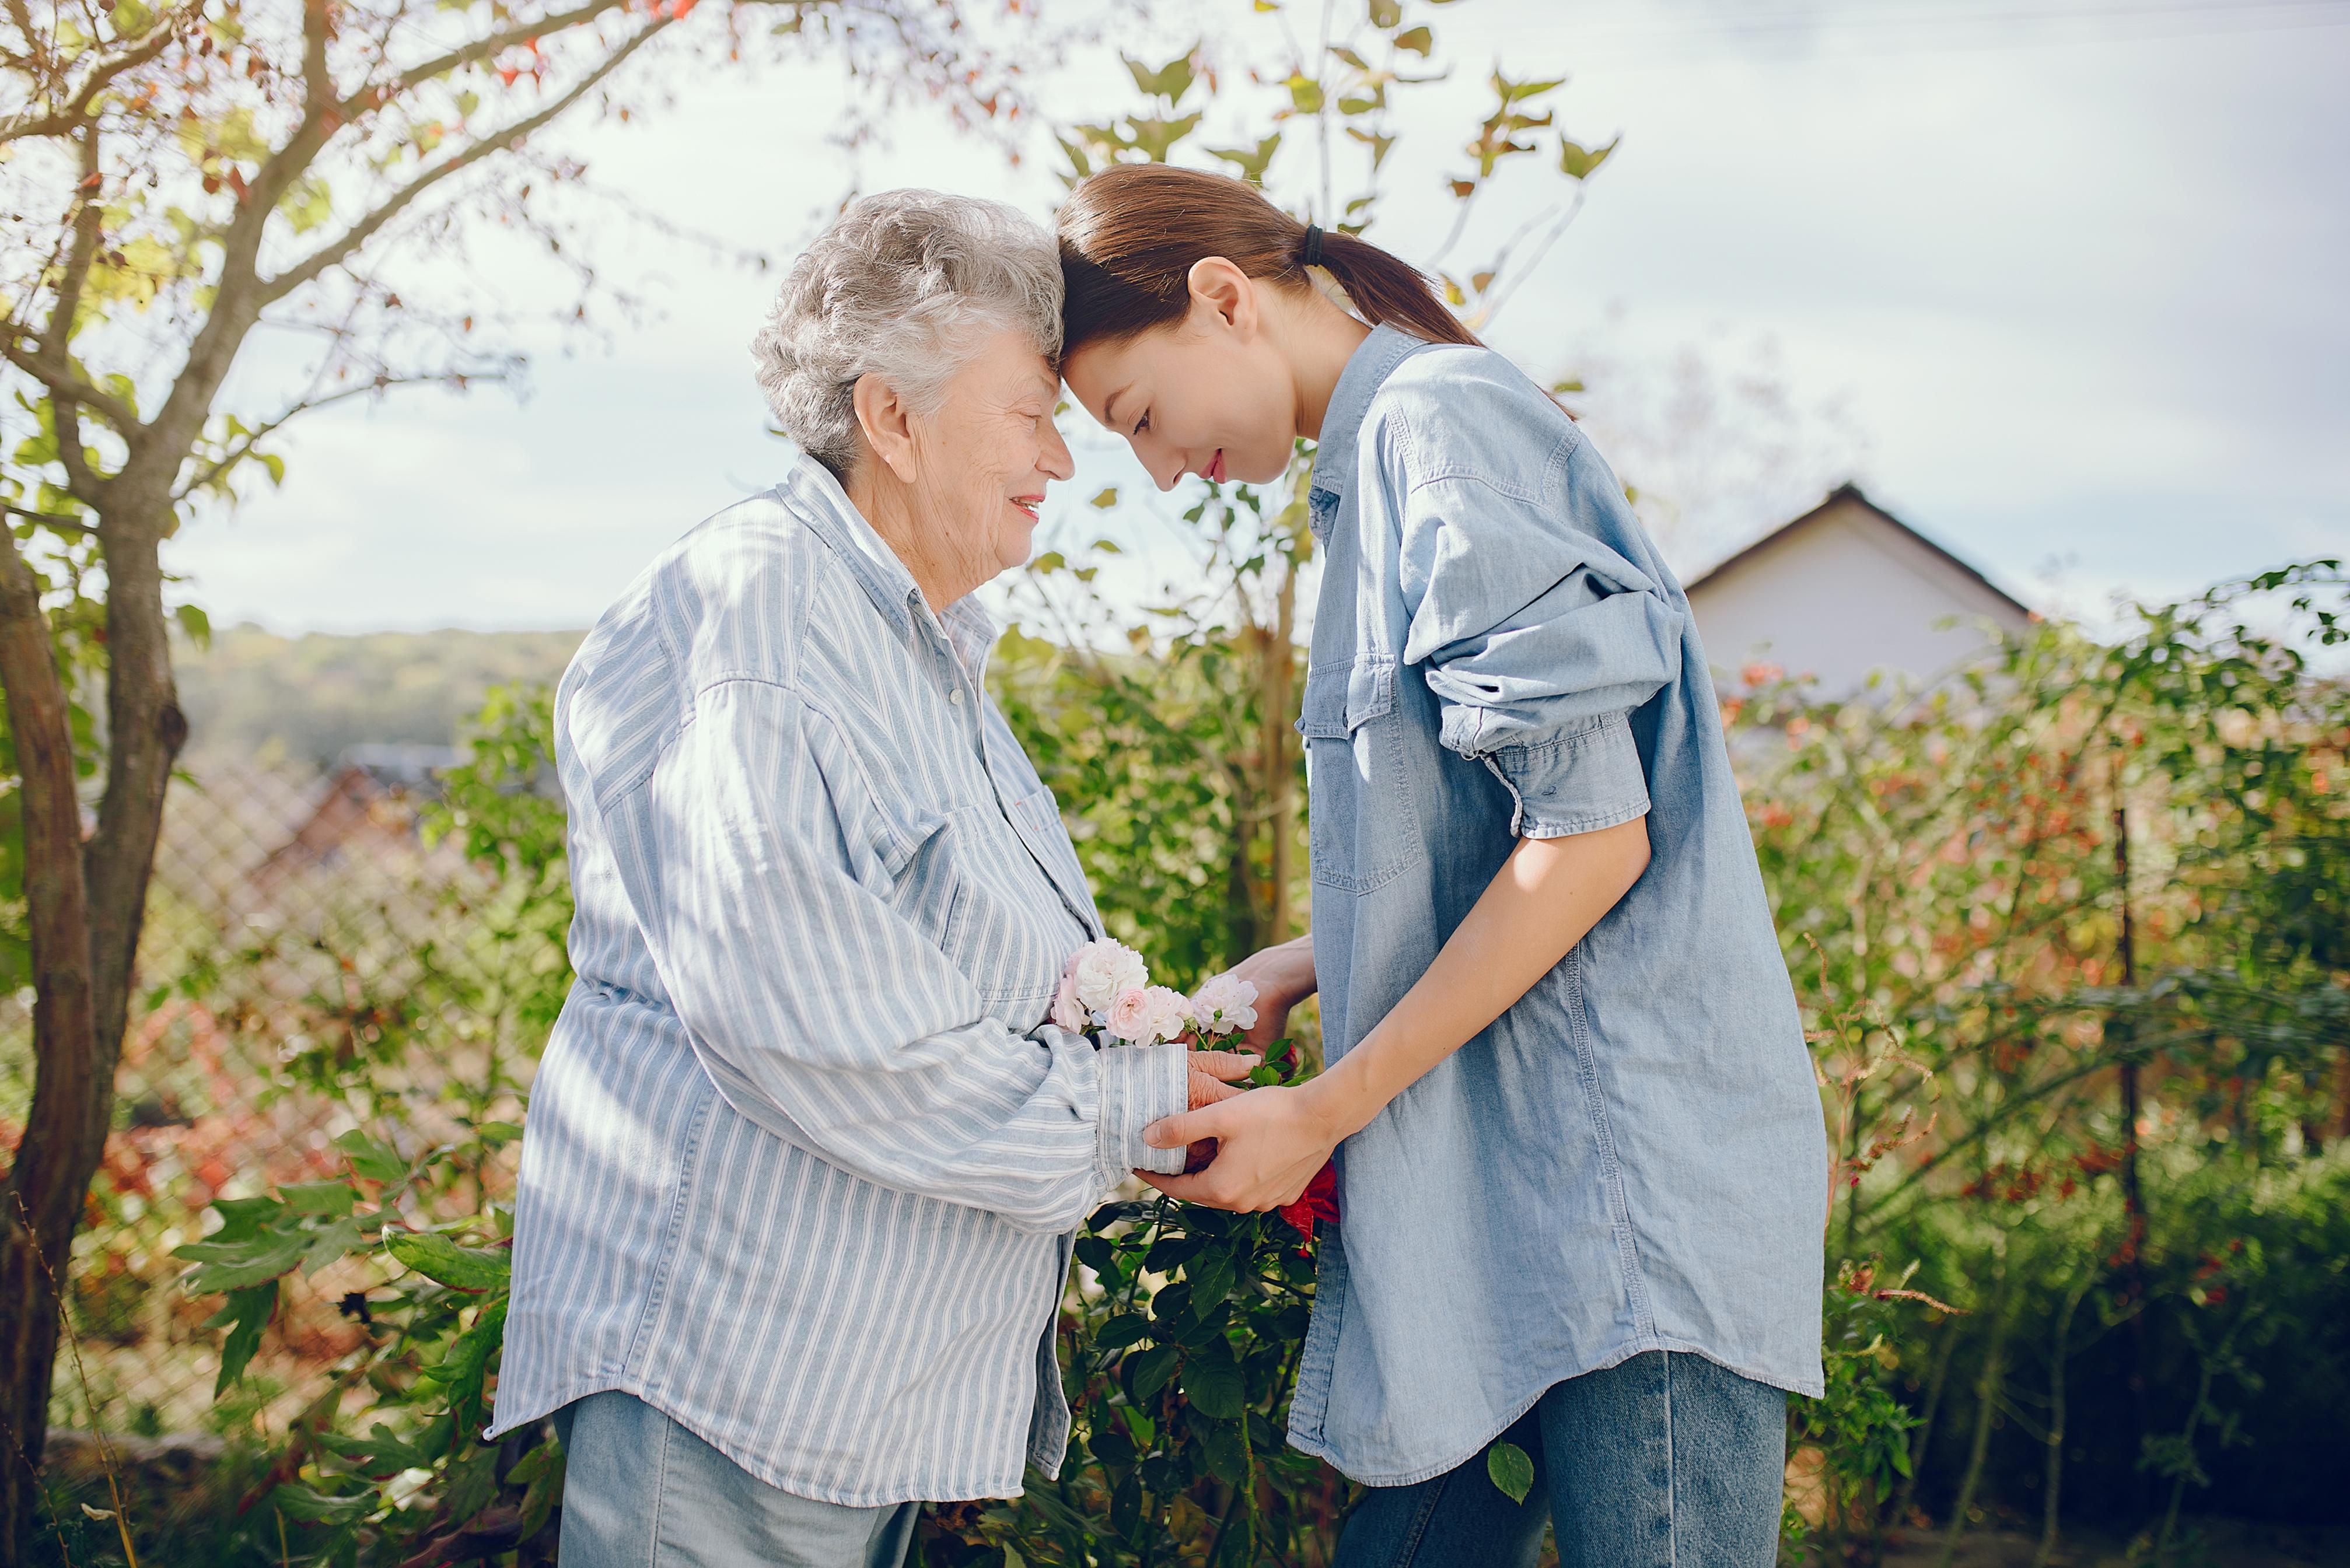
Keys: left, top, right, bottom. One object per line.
{"left": 1135, "top": 410, "right": 1151, "bottom": 436}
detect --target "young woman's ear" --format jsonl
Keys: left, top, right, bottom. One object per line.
{"left": 1186, "top": 256, "right": 1261, "bottom": 337}
{"left": 851, "top": 373, "right": 921, "bottom": 483}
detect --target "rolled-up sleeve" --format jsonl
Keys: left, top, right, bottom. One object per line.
{"left": 599, "top": 676, "right": 1187, "bottom": 1234}
{"left": 1393, "top": 428, "right": 1683, "bottom": 838}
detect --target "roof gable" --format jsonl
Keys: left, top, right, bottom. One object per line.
{"left": 1684, "top": 483, "right": 2031, "bottom": 623}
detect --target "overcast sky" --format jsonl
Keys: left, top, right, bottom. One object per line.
{"left": 165, "top": 0, "right": 2350, "bottom": 637}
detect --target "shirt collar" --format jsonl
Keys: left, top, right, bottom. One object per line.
{"left": 1305, "top": 323, "right": 1432, "bottom": 534}
{"left": 778, "top": 452, "right": 999, "bottom": 679}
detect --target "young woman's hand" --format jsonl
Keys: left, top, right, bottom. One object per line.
{"left": 1183, "top": 1049, "right": 1261, "bottom": 1172}
{"left": 1134, "top": 1080, "right": 1346, "bottom": 1211}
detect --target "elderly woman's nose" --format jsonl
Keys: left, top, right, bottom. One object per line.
{"left": 1038, "top": 415, "right": 1076, "bottom": 481}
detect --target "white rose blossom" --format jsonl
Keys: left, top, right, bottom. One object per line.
{"left": 1190, "top": 974, "right": 1260, "bottom": 1037}
{"left": 1067, "top": 939, "right": 1148, "bottom": 1016}
{"left": 1140, "top": 985, "right": 1195, "bottom": 1044}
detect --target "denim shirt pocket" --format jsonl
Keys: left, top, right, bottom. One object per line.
{"left": 1299, "top": 654, "right": 1424, "bottom": 894}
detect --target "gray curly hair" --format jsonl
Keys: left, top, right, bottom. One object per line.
{"left": 750, "top": 190, "right": 1064, "bottom": 481}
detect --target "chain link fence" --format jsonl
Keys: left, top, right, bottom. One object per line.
{"left": 1, "top": 752, "right": 559, "bottom": 1442}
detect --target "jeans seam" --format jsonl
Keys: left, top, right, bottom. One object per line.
{"left": 1663, "top": 1353, "right": 1678, "bottom": 1568}
{"left": 1392, "top": 1471, "right": 1452, "bottom": 1567}
{"left": 648, "top": 1401, "right": 675, "bottom": 1568}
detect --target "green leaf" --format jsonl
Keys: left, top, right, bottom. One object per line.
{"left": 302, "top": 1214, "right": 368, "bottom": 1277}
{"left": 1096, "top": 1314, "right": 1152, "bottom": 1350}
{"left": 385, "top": 1228, "right": 509, "bottom": 1292}
{"left": 1286, "top": 75, "right": 1324, "bottom": 114}
{"left": 204, "top": 1283, "right": 275, "bottom": 1394}
{"left": 1394, "top": 24, "right": 1433, "bottom": 55}
{"left": 173, "top": 602, "right": 212, "bottom": 648}
{"left": 1187, "top": 1249, "right": 1236, "bottom": 1315}
{"left": 204, "top": 1195, "right": 284, "bottom": 1245}
{"left": 1090, "top": 487, "right": 1119, "bottom": 509}
{"left": 1129, "top": 1343, "right": 1180, "bottom": 1401}
{"left": 1125, "top": 110, "right": 1202, "bottom": 163}
{"left": 423, "top": 1297, "right": 509, "bottom": 1432}
{"left": 1200, "top": 1416, "right": 1248, "bottom": 1486}
{"left": 279, "top": 1179, "right": 356, "bottom": 1216}
{"left": 269, "top": 1483, "right": 374, "bottom": 1524}
{"left": 1181, "top": 1344, "right": 1245, "bottom": 1419}
{"left": 1487, "top": 1439, "right": 1536, "bottom": 1504}
{"left": 1558, "top": 134, "right": 1620, "bottom": 181}
{"left": 1207, "top": 133, "right": 1282, "bottom": 183}
{"left": 335, "top": 1128, "right": 407, "bottom": 1185}
{"left": 1368, "top": 0, "right": 1401, "bottom": 26}
{"left": 178, "top": 1228, "right": 306, "bottom": 1294}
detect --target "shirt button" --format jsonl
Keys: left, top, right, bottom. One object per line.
{"left": 949, "top": 688, "right": 965, "bottom": 706}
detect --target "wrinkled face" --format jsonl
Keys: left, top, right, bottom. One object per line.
{"left": 1061, "top": 292, "right": 1299, "bottom": 491}
{"left": 904, "top": 330, "right": 1074, "bottom": 586}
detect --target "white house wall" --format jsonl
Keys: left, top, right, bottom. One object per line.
{"left": 1685, "top": 500, "right": 2031, "bottom": 698}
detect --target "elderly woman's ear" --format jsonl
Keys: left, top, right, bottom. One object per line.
{"left": 850, "top": 372, "right": 919, "bottom": 485}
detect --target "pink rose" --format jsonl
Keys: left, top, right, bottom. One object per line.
{"left": 1051, "top": 972, "right": 1086, "bottom": 1033}
{"left": 1107, "top": 987, "right": 1154, "bottom": 1042}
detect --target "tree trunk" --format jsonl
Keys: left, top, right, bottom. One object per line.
{"left": 1936, "top": 1265, "right": 2010, "bottom": 1568}
{"left": 0, "top": 531, "right": 102, "bottom": 1561}
{"left": 1894, "top": 1312, "right": 1961, "bottom": 1526}
{"left": 2031, "top": 1279, "right": 2087, "bottom": 1568}
{"left": 2110, "top": 752, "right": 2151, "bottom": 1514}
{"left": 0, "top": 506, "right": 184, "bottom": 1565}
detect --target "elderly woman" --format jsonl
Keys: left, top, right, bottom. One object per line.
{"left": 487, "top": 191, "right": 1254, "bottom": 1568}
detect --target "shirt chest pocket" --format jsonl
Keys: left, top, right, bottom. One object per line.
{"left": 1299, "top": 654, "right": 1424, "bottom": 894}
{"left": 886, "top": 796, "right": 1084, "bottom": 1021}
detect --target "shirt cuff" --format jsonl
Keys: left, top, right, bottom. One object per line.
{"left": 1094, "top": 1042, "right": 1190, "bottom": 1181}
{"left": 1483, "top": 709, "right": 1652, "bottom": 838}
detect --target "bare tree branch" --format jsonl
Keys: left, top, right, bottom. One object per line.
{"left": 34, "top": 121, "right": 120, "bottom": 503}
{"left": 2, "top": 505, "right": 95, "bottom": 535}
{"left": 361, "top": 0, "right": 634, "bottom": 111}
{"left": 0, "top": 337, "right": 143, "bottom": 438}
{"left": 171, "top": 365, "right": 509, "bottom": 501}
{"left": 262, "top": 16, "right": 673, "bottom": 307}
{"left": 0, "top": 10, "right": 184, "bottom": 146}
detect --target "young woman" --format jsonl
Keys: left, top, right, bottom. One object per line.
{"left": 1056, "top": 163, "right": 1828, "bottom": 1568}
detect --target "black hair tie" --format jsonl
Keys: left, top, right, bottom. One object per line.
{"left": 1300, "top": 223, "right": 1324, "bottom": 268}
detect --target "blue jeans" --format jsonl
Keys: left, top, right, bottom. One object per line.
{"left": 1331, "top": 1352, "right": 1788, "bottom": 1568}
{"left": 552, "top": 1391, "right": 918, "bottom": 1568}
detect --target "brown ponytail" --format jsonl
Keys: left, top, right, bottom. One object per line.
{"left": 1058, "top": 163, "right": 1480, "bottom": 357}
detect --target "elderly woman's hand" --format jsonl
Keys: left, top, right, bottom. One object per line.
{"left": 1183, "top": 1049, "right": 1260, "bottom": 1173}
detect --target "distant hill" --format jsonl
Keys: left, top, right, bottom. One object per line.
{"left": 175, "top": 625, "right": 584, "bottom": 769}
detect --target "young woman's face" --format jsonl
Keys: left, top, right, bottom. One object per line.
{"left": 1062, "top": 287, "right": 1299, "bottom": 491}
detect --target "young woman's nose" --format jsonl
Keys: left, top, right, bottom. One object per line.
{"left": 1146, "top": 441, "right": 1184, "bottom": 492}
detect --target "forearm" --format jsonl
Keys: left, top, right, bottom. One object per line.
{"left": 1308, "top": 815, "right": 1650, "bottom": 1139}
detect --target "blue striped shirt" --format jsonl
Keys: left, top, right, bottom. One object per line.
{"left": 488, "top": 455, "right": 1192, "bottom": 1504}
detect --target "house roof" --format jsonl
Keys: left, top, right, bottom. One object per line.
{"left": 1683, "top": 482, "right": 2032, "bottom": 620}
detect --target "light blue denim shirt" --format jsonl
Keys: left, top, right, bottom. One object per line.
{"left": 1288, "top": 325, "right": 1827, "bottom": 1486}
